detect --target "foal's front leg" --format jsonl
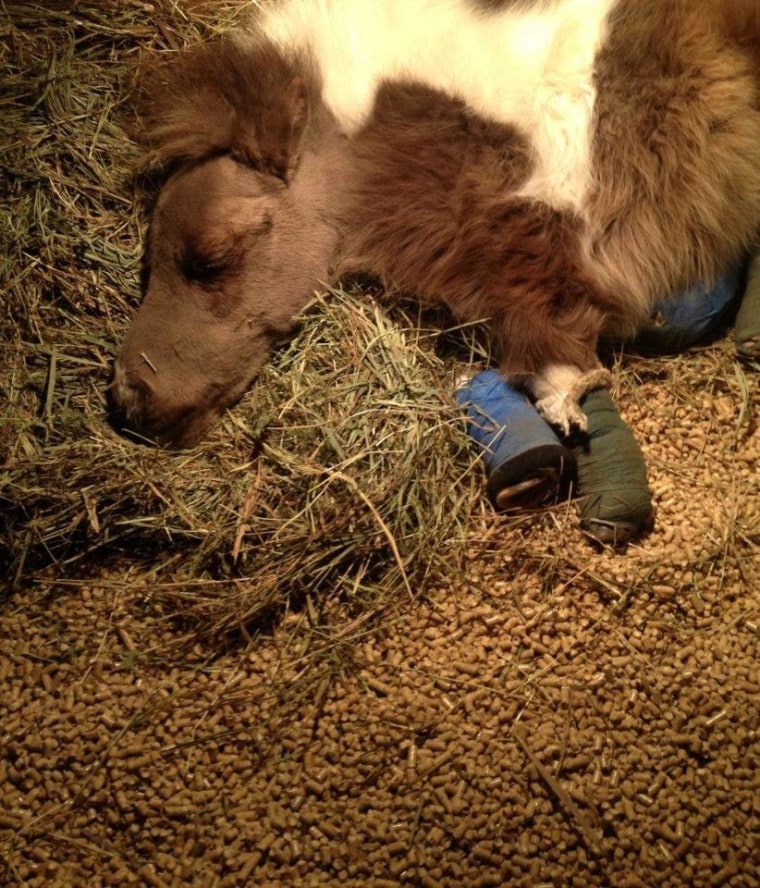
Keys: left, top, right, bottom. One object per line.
{"left": 490, "top": 285, "right": 613, "bottom": 437}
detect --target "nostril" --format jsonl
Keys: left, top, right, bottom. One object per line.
{"left": 107, "top": 359, "right": 155, "bottom": 425}
{"left": 116, "top": 359, "right": 155, "bottom": 393}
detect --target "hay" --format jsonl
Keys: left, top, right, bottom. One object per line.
{"left": 0, "top": 1, "right": 484, "bottom": 636}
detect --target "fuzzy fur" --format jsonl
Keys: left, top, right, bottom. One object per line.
{"left": 246, "top": 0, "right": 616, "bottom": 211}
{"left": 340, "top": 80, "right": 615, "bottom": 383}
{"left": 584, "top": 0, "right": 760, "bottom": 329}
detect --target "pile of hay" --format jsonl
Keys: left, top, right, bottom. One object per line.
{"left": 1, "top": 1, "right": 485, "bottom": 636}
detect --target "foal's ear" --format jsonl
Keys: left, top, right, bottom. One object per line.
{"left": 135, "top": 38, "right": 313, "bottom": 179}
{"left": 232, "top": 76, "right": 311, "bottom": 182}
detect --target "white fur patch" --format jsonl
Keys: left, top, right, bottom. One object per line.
{"left": 243, "top": 0, "right": 617, "bottom": 214}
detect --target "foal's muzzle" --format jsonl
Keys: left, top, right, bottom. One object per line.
{"left": 107, "top": 360, "right": 214, "bottom": 449}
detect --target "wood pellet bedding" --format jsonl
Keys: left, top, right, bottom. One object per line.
{"left": 2, "top": 525, "right": 758, "bottom": 887}
{"left": 1, "top": 3, "right": 758, "bottom": 887}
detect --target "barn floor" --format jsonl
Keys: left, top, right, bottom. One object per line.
{"left": 2, "top": 2, "right": 759, "bottom": 887}
{"left": 3, "top": 331, "right": 759, "bottom": 887}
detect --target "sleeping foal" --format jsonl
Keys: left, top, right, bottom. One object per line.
{"left": 110, "top": 0, "right": 760, "bottom": 448}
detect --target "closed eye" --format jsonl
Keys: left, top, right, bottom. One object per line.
{"left": 179, "top": 213, "right": 272, "bottom": 285}
{"left": 181, "top": 250, "right": 232, "bottom": 283}
{"left": 180, "top": 234, "right": 240, "bottom": 285}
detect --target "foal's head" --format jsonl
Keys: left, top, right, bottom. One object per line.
{"left": 110, "top": 39, "right": 347, "bottom": 448}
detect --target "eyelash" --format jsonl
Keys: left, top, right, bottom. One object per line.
{"left": 181, "top": 247, "right": 234, "bottom": 284}
{"left": 179, "top": 213, "right": 271, "bottom": 283}
{"left": 183, "top": 256, "right": 226, "bottom": 282}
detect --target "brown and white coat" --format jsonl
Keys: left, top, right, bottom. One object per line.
{"left": 111, "top": 0, "right": 760, "bottom": 447}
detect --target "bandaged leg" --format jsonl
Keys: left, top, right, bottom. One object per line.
{"left": 573, "top": 388, "right": 653, "bottom": 546}
{"left": 457, "top": 370, "right": 575, "bottom": 510}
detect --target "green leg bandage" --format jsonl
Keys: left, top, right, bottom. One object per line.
{"left": 573, "top": 388, "right": 653, "bottom": 546}
{"left": 735, "top": 253, "right": 760, "bottom": 361}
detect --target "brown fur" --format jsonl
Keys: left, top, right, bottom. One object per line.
{"left": 722, "top": 0, "right": 760, "bottom": 82}
{"left": 135, "top": 38, "right": 321, "bottom": 180}
{"left": 341, "top": 82, "right": 611, "bottom": 379}
{"left": 585, "top": 0, "right": 760, "bottom": 331}
{"left": 466, "top": 0, "right": 552, "bottom": 11}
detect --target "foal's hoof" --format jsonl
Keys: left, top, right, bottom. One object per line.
{"left": 630, "top": 263, "right": 744, "bottom": 356}
{"left": 572, "top": 388, "right": 653, "bottom": 546}
{"left": 535, "top": 392, "right": 589, "bottom": 437}
{"left": 736, "top": 253, "right": 760, "bottom": 361}
{"left": 457, "top": 370, "right": 575, "bottom": 510}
